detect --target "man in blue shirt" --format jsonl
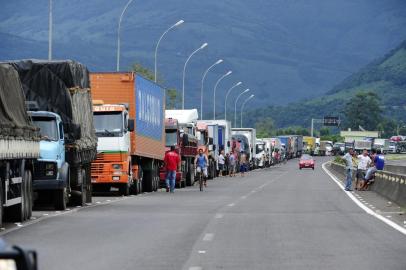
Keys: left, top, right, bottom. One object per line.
{"left": 364, "top": 149, "right": 385, "bottom": 183}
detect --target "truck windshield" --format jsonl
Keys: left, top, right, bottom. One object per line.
{"left": 256, "top": 144, "right": 265, "bottom": 153}
{"left": 165, "top": 129, "right": 178, "bottom": 146}
{"left": 32, "top": 117, "right": 58, "bottom": 141}
{"left": 93, "top": 112, "right": 123, "bottom": 136}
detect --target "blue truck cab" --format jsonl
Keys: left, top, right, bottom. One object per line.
{"left": 28, "top": 111, "right": 70, "bottom": 210}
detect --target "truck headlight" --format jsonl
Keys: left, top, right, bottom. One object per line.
{"left": 112, "top": 164, "right": 122, "bottom": 170}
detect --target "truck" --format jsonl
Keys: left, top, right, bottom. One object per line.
{"left": 0, "top": 63, "right": 40, "bottom": 225}
{"left": 160, "top": 118, "right": 197, "bottom": 188}
{"left": 389, "top": 140, "right": 406, "bottom": 153}
{"left": 303, "top": 136, "right": 316, "bottom": 155}
{"left": 12, "top": 60, "right": 97, "bottom": 208}
{"left": 255, "top": 139, "right": 266, "bottom": 168}
{"left": 232, "top": 128, "right": 257, "bottom": 169}
{"left": 373, "top": 139, "right": 390, "bottom": 154}
{"left": 278, "top": 136, "right": 293, "bottom": 159}
{"left": 165, "top": 109, "right": 199, "bottom": 186}
{"left": 354, "top": 139, "right": 372, "bottom": 154}
{"left": 91, "top": 102, "right": 138, "bottom": 195}
{"left": 90, "top": 72, "right": 165, "bottom": 193}
{"left": 207, "top": 123, "right": 219, "bottom": 176}
{"left": 199, "top": 120, "right": 232, "bottom": 154}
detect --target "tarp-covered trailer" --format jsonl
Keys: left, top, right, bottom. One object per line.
{"left": 0, "top": 63, "right": 40, "bottom": 226}
{"left": 10, "top": 60, "right": 97, "bottom": 204}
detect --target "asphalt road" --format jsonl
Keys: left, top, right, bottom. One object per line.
{"left": 2, "top": 158, "right": 406, "bottom": 270}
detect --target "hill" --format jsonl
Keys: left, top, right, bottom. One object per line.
{"left": 1, "top": 0, "right": 406, "bottom": 118}
{"left": 244, "top": 40, "right": 406, "bottom": 128}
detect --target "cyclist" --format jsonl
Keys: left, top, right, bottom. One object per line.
{"left": 195, "top": 149, "right": 209, "bottom": 187}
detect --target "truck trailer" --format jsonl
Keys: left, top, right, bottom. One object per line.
{"left": 0, "top": 63, "right": 40, "bottom": 225}
{"left": 232, "top": 128, "right": 257, "bottom": 169}
{"left": 90, "top": 72, "right": 165, "bottom": 193}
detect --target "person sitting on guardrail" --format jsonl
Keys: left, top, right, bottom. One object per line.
{"left": 362, "top": 149, "right": 385, "bottom": 189}
{"left": 355, "top": 149, "right": 371, "bottom": 190}
{"left": 341, "top": 148, "right": 355, "bottom": 191}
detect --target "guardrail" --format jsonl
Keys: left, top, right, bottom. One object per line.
{"left": 329, "top": 162, "right": 406, "bottom": 207}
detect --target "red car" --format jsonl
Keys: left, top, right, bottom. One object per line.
{"left": 299, "top": 154, "right": 315, "bottom": 170}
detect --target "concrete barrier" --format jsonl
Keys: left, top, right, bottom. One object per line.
{"left": 329, "top": 162, "right": 406, "bottom": 207}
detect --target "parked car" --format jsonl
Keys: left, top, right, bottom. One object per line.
{"left": 299, "top": 154, "right": 315, "bottom": 170}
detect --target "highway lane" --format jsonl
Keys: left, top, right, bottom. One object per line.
{"left": 2, "top": 158, "right": 406, "bottom": 270}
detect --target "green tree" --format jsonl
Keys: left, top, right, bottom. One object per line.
{"left": 255, "top": 117, "right": 274, "bottom": 138}
{"left": 343, "top": 92, "right": 382, "bottom": 130}
{"left": 319, "top": 127, "right": 330, "bottom": 136}
{"left": 131, "top": 63, "right": 164, "bottom": 84}
{"left": 166, "top": 88, "right": 178, "bottom": 109}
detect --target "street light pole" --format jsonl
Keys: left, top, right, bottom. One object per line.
{"left": 48, "top": 0, "right": 53, "bottom": 60}
{"left": 241, "top": 94, "right": 255, "bottom": 128}
{"left": 213, "top": 70, "right": 232, "bottom": 120}
{"left": 182, "top": 42, "right": 208, "bottom": 110}
{"left": 116, "top": 0, "right": 134, "bottom": 71}
{"left": 234, "top": 89, "right": 250, "bottom": 127}
{"left": 200, "top": 59, "right": 223, "bottom": 119}
{"left": 154, "top": 19, "right": 184, "bottom": 82}
{"left": 224, "top": 81, "right": 242, "bottom": 121}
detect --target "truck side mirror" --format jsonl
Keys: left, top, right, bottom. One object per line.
{"left": 182, "top": 134, "right": 189, "bottom": 146}
{"left": 128, "top": 119, "right": 135, "bottom": 132}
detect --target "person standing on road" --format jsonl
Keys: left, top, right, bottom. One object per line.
{"left": 218, "top": 150, "right": 225, "bottom": 177}
{"left": 355, "top": 149, "right": 371, "bottom": 190}
{"left": 195, "top": 149, "right": 209, "bottom": 187}
{"left": 228, "top": 151, "right": 236, "bottom": 177}
{"left": 342, "top": 148, "right": 355, "bottom": 191}
{"left": 164, "top": 145, "right": 180, "bottom": 193}
{"left": 240, "top": 152, "right": 248, "bottom": 177}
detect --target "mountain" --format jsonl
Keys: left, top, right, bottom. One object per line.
{"left": 1, "top": 0, "right": 406, "bottom": 118}
{"left": 244, "top": 40, "right": 406, "bottom": 128}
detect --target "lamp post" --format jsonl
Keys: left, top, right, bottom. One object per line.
{"left": 234, "top": 88, "right": 250, "bottom": 127}
{"left": 200, "top": 59, "right": 223, "bottom": 119}
{"left": 213, "top": 70, "right": 232, "bottom": 120}
{"left": 154, "top": 20, "right": 184, "bottom": 82}
{"left": 182, "top": 42, "right": 208, "bottom": 109}
{"left": 224, "top": 81, "right": 242, "bottom": 121}
{"left": 241, "top": 94, "right": 255, "bottom": 128}
{"left": 116, "top": 0, "right": 134, "bottom": 71}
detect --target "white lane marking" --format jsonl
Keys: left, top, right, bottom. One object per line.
{"left": 215, "top": 213, "right": 224, "bottom": 219}
{"left": 189, "top": 267, "right": 202, "bottom": 270}
{"left": 96, "top": 201, "right": 101, "bottom": 204}
{"left": 322, "top": 162, "right": 406, "bottom": 235}
{"left": 198, "top": 250, "right": 206, "bottom": 254}
{"left": 43, "top": 213, "right": 49, "bottom": 216}
{"left": 107, "top": 199, "right": 111, "bottom": 202}
{"left": 55, "top": 211, "right": 61, "bottom": 214}
{"left": 241, "top": 195, "right": 247, "bottom": 199}
{"left": 66, "top": 208, "right": 71, "bottom": 211}
{"left": 227, "top": 203, "right": 235, "bottom": 207}
{"left": 386, "top": 216, "right": 392, "bottom": 218}
{"left": 30, "top": 217, "right": 37, "bottom": 220}
{"left": 203, "top": 233, "right": 214, "bottom": 241}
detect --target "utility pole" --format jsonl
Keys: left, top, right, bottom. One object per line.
{"left": 48, "top": 0, "right": 53, "bottom": 60}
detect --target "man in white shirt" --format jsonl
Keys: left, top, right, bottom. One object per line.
{"left": 355, "top": 149, "right": 371, "bottom": 190}
{"left": 218, "top": 150, "right": 225, "bottom": 177}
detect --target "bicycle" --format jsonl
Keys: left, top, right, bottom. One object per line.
{"left": 196, "top": 166, "right": 204, "bottom": 192}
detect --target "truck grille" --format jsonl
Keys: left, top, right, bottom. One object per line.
{"left": 95, "top": 152, "right": 125, "bottom": 162}
{"left": 91, "top": 163, "right": 105, "bottom": 174}
{"left": 33, "top": 161, "right": 57, "bottom": 180}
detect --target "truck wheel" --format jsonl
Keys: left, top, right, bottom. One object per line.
{"left": 26, "top": 170, "right": 33, "bottom": 219}
{"left": 54, "top": 188, "right": 68, "bottom": 210}
{"left": 119, "top": 184, "right": 130, "bottom": 196}
{"left": 142, "top": 170, "right": 153, "bottom": 192}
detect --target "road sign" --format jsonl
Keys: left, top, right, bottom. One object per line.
{"left": 323, "top": 116, "right": 340, "bottom": 126}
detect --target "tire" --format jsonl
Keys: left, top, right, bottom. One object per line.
{"left": 119, "top": 184, "right": 130, "bottom": 196}
{"left": 143, "top": 171, "right": 153, "bottom": 192}
{"left": 73, "top": 169, "right": 86, "bottom": 206}
{"left": 26, "top": 170, "right": 33, "bottom": 219}
{"left": 54, "top": 188, "right": 68, "bottom": 210}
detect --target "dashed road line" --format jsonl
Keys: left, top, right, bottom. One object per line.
{"left": 203, "top": 233, "right": 214, "bottom": 241}
{"left": 198, "top": 250, "right": 206, "bottom": 254}
{"left": 189, "top": 267, "right": 202, "bottom": 270}
{"left": 227, "top": 203, "right": 235, "bottom": 207}
{"left": 215, "top": 213, "right": 224, "bottom": 219}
